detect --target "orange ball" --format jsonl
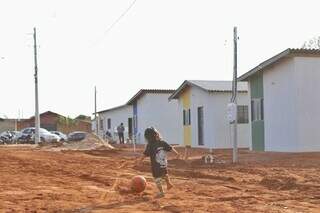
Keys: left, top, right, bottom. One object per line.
{"left": 131, "top": 175, "right": 147, "bottom": 193}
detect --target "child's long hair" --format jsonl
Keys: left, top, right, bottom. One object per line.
{"left": 144, "top": 127, "right": 162, "bottom": 144}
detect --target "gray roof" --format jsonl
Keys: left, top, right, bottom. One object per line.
{"left": 97, "top": 104, "right": 129, "bottom": 114}
{"left": 169, "top": 80, "right": 248, "bottom": 100}
{"left": 238, "top": 48, "right": 320, "bottom": 81}
{"left": 127, "top": 89, "right": 175, "bottom": 105}
{"left": 97, "top": 89, "right": 175, "bottom": 113}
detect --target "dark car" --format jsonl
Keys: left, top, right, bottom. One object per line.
{"left": 16, "top": 128, "right": 35, "bottom": 143}
{"left": 68, "top": 131, "right": 86, "bottom": 141}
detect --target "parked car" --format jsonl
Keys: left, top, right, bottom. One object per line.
{"left": 51, "top": 131, "right": 68, "bottom": 141}
{"left": 15, "top": 128, "right": 33, "bottom": 143}
{"left": 16, "top": 127, "right": 60, "bottom": 143}
{"left": 68, "top": 131, "right": 86, "bottom": 141}
{"left": 9, "top": 131, "right": 19, "bottom": 143}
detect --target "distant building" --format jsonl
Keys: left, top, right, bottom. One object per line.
{"left": 0, "top": 119, "right": 17, "bottom": 132}
{"left": 127, "top": 89, "right": 182, "bottom": 145}
{"left": 169, "top": 80, "right": 250, "bottom": 149}
{"left": 239, "top": 48, "right": 320, "bottom": 152}
{"left": 19, "top": 111, "right": 91, "bottom": 133}
{"left": 96, "top": 105, "right": 133, "bottom": 141}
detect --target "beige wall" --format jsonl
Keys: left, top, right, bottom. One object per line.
{"left": 0, "top": 119, "right": 16, "bottom": 132}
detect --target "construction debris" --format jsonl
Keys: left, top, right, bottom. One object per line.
{"left": 39, "top": 133, "right": 115, "bottom": 151}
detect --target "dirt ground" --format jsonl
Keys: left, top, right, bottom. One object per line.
{"left": 1, "top": 144, "right": 320, "bottom": 213}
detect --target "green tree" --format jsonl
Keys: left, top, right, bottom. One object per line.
{"left": 302, "top": 36, "right": 320, "bottom": 49}
{"left": 75, "top": 115, "right": 91, "bottom": 121}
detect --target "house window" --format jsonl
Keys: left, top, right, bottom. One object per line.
{"left": 100, "top": 119, "right": 104, "bottom": 130}
{"left": 183, "top": 109, "right": 191, "bottom": 126}
{"left": 251, "top": 98, "right": 264, "bottom": 121}
{"left": 237, "top": 105, "right": 249, "bottom": 124}
{"left": 107, "top": 118, "right": 111, "bottom": 129}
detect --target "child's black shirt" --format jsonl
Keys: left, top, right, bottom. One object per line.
{"left": 143, "top": 140, "right": 172, "bottom": 178}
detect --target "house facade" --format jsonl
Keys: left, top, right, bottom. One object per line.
{"left": 239, "top": 48, "right": 320, "bottom": 152}
{"left": 96, "top": 105, "right": 134, "bottom": 141}
{"left": 127, "top": 89, "right": 182, "bottom": 145}
{"left": 169, "top": 80, "right": 250, "bottom": 149}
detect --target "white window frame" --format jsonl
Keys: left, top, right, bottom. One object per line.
{"left": 183, "top": 108, "right": 191, "bottom": 126}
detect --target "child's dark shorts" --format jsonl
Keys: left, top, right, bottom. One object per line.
{"left": 152, "top": 167, "right": 168, "bottom": 178}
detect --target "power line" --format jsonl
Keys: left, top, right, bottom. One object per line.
{"left": 103, "top": 0, "right": 137, "bottom": 36}
{"left": 92, "top": 0, "right": 138, "bottom": 46}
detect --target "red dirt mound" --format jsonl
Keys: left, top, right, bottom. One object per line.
{"left": 2, "top": 146, "right": 320, "bottom": 212}
{"left": 168, "top": 159, "right": 190, "bottom": 168}
{"left": 260, "top": 176, "right": 298, "bottom": 190}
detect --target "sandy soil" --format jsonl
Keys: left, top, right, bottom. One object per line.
{"left": 1, "top": 144, "right": 320, "bottom": 213}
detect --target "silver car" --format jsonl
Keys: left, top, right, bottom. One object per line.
{"left": 51, "top": 131, "right": 68, "bottom": 141}
{"left": 17, "top": 127, "right": 60, "bottom": 143}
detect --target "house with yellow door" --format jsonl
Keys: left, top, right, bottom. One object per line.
{"left": 169, "top": 80, "right": 250, "bottom": 149}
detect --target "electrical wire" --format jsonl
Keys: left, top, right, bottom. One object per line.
{"left": 103, "top": 0, "right": 137, "bottom": 36}
{"left": 92, "top": 0, "right": 138, "bottom": 47}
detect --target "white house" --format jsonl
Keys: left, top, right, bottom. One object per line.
{"left": 96, "top": 105, "right": 133, "bottom": 141}
{"left": 239, "top": 48, "right": 320, "bottom": 152}
{"left": 127, "top": 89, "right": 182, "bottom": 145}
{"left": 169, "top": 80, "right": 250, "bottom": 149}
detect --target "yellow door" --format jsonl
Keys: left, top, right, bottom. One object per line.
{"left": 181, "top": 89, "right": 191, "bottom": 146}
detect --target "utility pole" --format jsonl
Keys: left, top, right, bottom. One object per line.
{"left": 94, "top": 86, "right": 98, "bottom": 135}
{"left": 231, "top": 26, "right": 238, "bottom": 163}
{"left": 33, "top": 27, "right": 40, "bottom": 144}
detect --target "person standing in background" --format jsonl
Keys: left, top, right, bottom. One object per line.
{"left": 117, "top": 123, "right": 125, "bottom": 144}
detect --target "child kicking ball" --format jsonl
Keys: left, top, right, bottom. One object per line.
{"left": 138, "top": 127, "right": 180, "bottom": 198}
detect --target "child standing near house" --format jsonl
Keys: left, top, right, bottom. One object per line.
{"left": 138, "top": 127, "right": 180, "bottom": 198}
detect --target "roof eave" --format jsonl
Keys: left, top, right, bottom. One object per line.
{"left": 168, "top": 80, "right": 189, "bottom": 100}
{"left": 97, "top": 104, "right": 129, "bottom": 114}
{"left": 238, "top": 48, "right": 291, "bottom": 81}
{"left": 169, "top": 80, "right": 210, "bottom": 100}
{"left": 129, "top": 89, "right": 176, "bottom": 104}
{"left": 127, "top": 90, "right": 144, "bottom": 105}
{"left": 238, "top": 48, "right": 320, "bottom": 81}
